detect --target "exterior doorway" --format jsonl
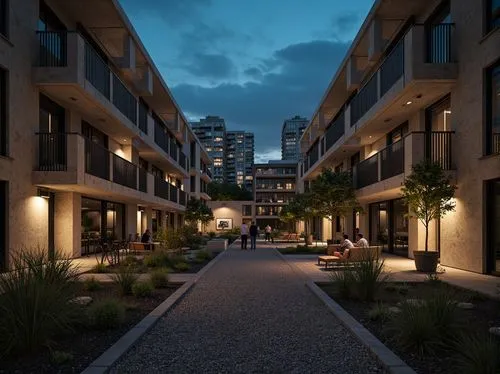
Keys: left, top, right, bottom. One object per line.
{"left": 487, "top": 179, "right": 500, "bottom": 275}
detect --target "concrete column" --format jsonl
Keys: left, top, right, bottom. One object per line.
{"left": 368, "top": 18, "right": 384, "bottom": 63}
{"left": 54, "top": 192, "right": 81, "bottom": 258}
{"left": 346, "top": 56, "right": 362, "bottom": 92}
{"left": 117, "top": 35, "right": 136, "bottom": 73}
{"left": 125, "top": 203, "right": 138, "bottom": 241}
{"left": 145, "top": 207, "right": 153, "bottom": 231}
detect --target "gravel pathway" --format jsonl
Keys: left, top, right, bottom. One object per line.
{"left": 111, "top": 241, "right": 383, "bottom": 374}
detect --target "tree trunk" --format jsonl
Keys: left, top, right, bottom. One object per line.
{"left": 331, "top": 218, "right": 335, "bottom": 242}
{"left": 424, "top": 223, "right": 429, "bottom": 252}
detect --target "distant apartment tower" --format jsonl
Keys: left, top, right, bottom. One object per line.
{"left": 191, "top": 116, "right": 226, "bottom": 183}
{"left": 226, "top": 131, "right": 254, "bottom": 192}
{"left": 281, "top": 115, "right": 308, "bottom": 161}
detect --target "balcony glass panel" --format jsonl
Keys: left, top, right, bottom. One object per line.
{"left": 112, "top": 154, "right": 137, "bottom": 190}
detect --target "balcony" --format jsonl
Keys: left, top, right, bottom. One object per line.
{"left": 352, "top": 131, "right": 454, "bottom": 191}
{"left": 348, "top": 23, "right": 457, "bottom": 131}
{"left": 34, "top": 133, "right": 186, "bottom": 210}
{"left": 154, "top": 177, "right": 170, "bottom": 200}
{"left": 179, "top": 190, "right": 187, "bottom": 206}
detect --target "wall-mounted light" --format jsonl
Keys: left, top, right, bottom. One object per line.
{"left": 405, "top": 101, "right": 413, "bottom": 105}
{"left": 37, "top": 188, "right": 50, "bottom": 199}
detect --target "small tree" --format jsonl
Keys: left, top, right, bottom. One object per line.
{"left": 279, "top": 193, "right": 318, "bottom": 244}
{"left": 401, "top": 160, "right": 457, "bottom": 252}
{"left": 311, "top": 169, "right": 362, "bottom": 240}
{"left": 185, "top": 199, "right": 214, "bottom": 231}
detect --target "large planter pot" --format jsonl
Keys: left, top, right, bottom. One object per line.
{"left": 413, "top": 251, "right": 439, "bottom": 272}
{"left": 306, "top": 234, "right": 313, "bottom": 245}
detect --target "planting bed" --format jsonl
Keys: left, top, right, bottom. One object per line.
{"left": 279, "top": 245, "right": 327, "bottom": 255}
{"left": 319, "top": 281, "right": 500, "bottom": 374}
{"left": 0, "top": 282, "right": 180, "bottom": 374}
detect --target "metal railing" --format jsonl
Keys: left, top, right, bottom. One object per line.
{"left": 112, "top": 154, "right": 137, "bottom": 190}
{"left": 350, "top": 73, "right": 378, "bottom": 126}
{"left": 493, "top": 133, "right": 500, "bottom": 155}
{"left": 138, "top": 101, "right": 148, "bottom": 134}
{"left": 112, "top": 74, "right": 137, "bottom": 125}
{"left": 355, "top": 153, "right": 378, "bottom": 189}
{"left": 427, "top": 23, "right": 455, "bottom": 63}
{"left": 325, "top": 110, "right": 345, "bottom": 150}
{"left": 138, "top": 168, "right": 147, "bottom": 193}
{"left": 36, "top": 132, "right": 67, "bottom": 171}
{"left": 85, "top": 138, "right": 110, "bottom": 180}
{"left": 179, "top": 190, "right": 187, "bottom": 206}
{"left": 36, "top": 31, "right": 67, "bottom": 67}
{"left": 427, "top": 131, "right": 454, "bottom": 170}
{"left": 380, "top": 39, "right": 404, "bottom": 97}
{"left": 154, "top": 120, "right": 170, "bottom": 154}
{"left": 179, "top": 152, "right": 186, "bottom": 170}
{"left": 169, "top": 138, "right": 178, "bottom": 161}
{"left": 380, "top": 139, "right": 404, "bottom": 180}
{"left": 307, "top": 141, "right": 319, "bottom": 168}
{"left": 154, "top": 177, "right": 170, "bottom": 200}
{"left": 169, "top": 184, "right": 178, "bottom": 203}
{"left": 84, "top": 41, "right": 111, "bottom": 99}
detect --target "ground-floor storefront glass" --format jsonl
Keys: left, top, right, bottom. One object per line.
{"left": 487, "top": 179, "right": 500, "bottom": 275}
{"left": 369, "top": 198, "right": 408, "bottom": 257}
{"left": 81, "top": 197, "right": 125, "bottom": 255}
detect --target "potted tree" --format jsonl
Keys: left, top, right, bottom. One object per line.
{"left": 401, "top": 160, "right": 457, "bottom": 272}
{"left": 311, "top": 169, "right": 362, "bottom": 243}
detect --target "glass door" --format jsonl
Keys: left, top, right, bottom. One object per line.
{"left": 0, "top": 181, "right": 6, "bottom": 270}
{"left": 370, "top": 202, "right": 389, "bottom": 250}
{"left": 487, "top": 179, "right": 500, "bottom": 275}
{"left": 392, "top": 199, "right": 409, "bottom": 257}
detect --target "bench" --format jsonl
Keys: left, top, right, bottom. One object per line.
{"left": 317, "top": 246, "right": 382, "bottom": 269}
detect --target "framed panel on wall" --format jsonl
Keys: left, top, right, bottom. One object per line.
{"left": 216, "top": 218, "right": 233, "bottom": 231}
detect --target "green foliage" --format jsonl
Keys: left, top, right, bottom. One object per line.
{"left": 173, "top": 261, "right": 191, "bottom": 272}
{"left": 51, "top": 350, "right": 74, "bottom": 365}
{"left": 310, "top": 169, "right": 362, "bottom": 238}
{"left": 207, "top": 182, "right": 253, "bottom": 201}
{"left": 279, "top": 193, "right": 318, "bottom": 239}
{"left": 83, "top": 276, "right": 102, "bottom": 292}
{"left": 401, "top": 160, "right": 457, "bottom": 251}
{"left": 329, "top": 255, "right": 389, "bottom": 301}
{"left": 185, "top": 199, "right": 214, "bottom": 229}
{"left": 111, "top": 265, "right": 138, "bottom": 296}
{"left": 144, "top": 252, "right": 168, "bottom": 268}
{"left": 195, "top": 250, "right": 212, "bottom": 263}
{"left": 454, "top": 333, "right": 500, "bottom": 374}
{"left": 368, "top": 303, "right": 392, "bottom": 322}
{"left": 91, "top": 263, "right": 108, "bottom": 273}
{"left": 150, "top": 269, "right": 169, "bottom": 289}
{"left": 122, "top": 255, "right": 139, "bottom": 266}
{"left": 391, "top": 290, "right": 458, "bottom": 356}
{"left": 132, "top": 282, "right": 154, "bottom": 298}
{"left": 426, "top": 272, "right": 442, "bottom": 284}
{"left": 208, "top": 231, "right": 216, "bottom": 239}
{"left": 0, "top": 248, "right": 80, "bottom": 356}
{"left": 87, "top": 299, "right": 125, "bottom": 330}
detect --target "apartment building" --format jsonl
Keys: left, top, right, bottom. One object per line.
{"left": 226, "top": 131, "right": 254, "bottom": 192}
{"left": 0, "top": 0, "right": 211, "bottom": 269}
{"left": 299, "top": 0, "right": 500, "bottom": 274}
{"left": 191, "top": 116, "right": 226, "bottom": 183}
{"left": 281, "top": 115, "right": 308, "bottom": 161}
{"left": 254, "top": 161, "right": 298, "bottom": 231}
{"left": 189, "top": 135, "right": 212, "bottom": 202}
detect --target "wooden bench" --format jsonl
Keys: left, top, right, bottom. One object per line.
{"left": 317, "top": 246, "right": 382, "bottom": 269}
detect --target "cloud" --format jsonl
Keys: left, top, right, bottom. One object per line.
{"left": 186, "top": 53, "right": 236, "bottom": 79}
{"left": 172, "top": 39, "right": 349, "bottom": 157}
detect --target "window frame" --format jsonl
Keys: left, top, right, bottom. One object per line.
{"left": 485, "top": 59, "right": 500, "bottom": 155}
{"left": 486, "top": 0, "right": 500, "bottom": 33}
{"left": 0, "top": 68, "right": 6, "bottom": 156}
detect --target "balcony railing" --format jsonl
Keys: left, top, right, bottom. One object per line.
{"left": 351, "top": 73, "right": 378, "bottom": 127}
{"left": 179, "top": 152, "right": 186, "bottom": 170}
{"left": 112, "top": 74, "right": 137, "bottom": 125}
{"left": 36, "top": 31, "right": 67, "bottom": 67}
{"left": 36, "top": 132, "right": 67, "bottom": 171}
{"left": 154, "top": 120, "right": 170, "bottom": 154}
{"left": 427, "top": 23, "right": 455, "bottom": 63}
{"left": 84, "top": 41, "right": 111, "bottom": 99}
{"left": 179, "top": 190, "right": 187, "bottom": 206}
{"left": 138, "top": 168, "right": 147, "bottom": 193}
{"left": 355, "top": 153, "right": 378, "bottom": 189}
{"left": 380, "top": 39, "right": 404, "bottom": 97}
{"left": 138, "top": 101, "right": 148, "bottom": 134}
{"left": 85, "top": 138, "right": 110, "bottom": 180}
{"left": 169, "top": 184, "right": 178, "bottom": 203}
{"left": 169, "top": 138, "right": 178, "bottom": 161}
{"left": 427, "top": 131, "right": 454, "bottom": 170}
{"left": 112, "top": 154, "right": 137, "bottom": 190}
{"left": 381, "top": 139, "right": 404, "bottom": 181}
{"left": 307, "top": 141, "right": 319, "bottom": 168}
{"left": 154, "top": 178, "right": 170, "bottom": 200}
{"left": 325, "top": 110, "right": 345, "bottom": 150}
{"left": 493, "top": 133, "right": 500, "bottom": 155}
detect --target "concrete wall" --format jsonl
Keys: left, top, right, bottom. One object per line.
{"left": 205, "top": 201, "right": 253, "bottom": 233}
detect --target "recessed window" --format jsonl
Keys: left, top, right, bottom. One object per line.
{"left": 486, "top": 61, "right": 500, "bottom": 155}
{"left": 487, "top": 0, "right": 500, "bottom": 32}
{"left": 0, "top": 68, "right": 6, "bottom": 156}
{"left": 0, "top": 0, "right": 7, "bottom": 38}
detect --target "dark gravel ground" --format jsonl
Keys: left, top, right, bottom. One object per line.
{"left": 111, "top": 242, "right": 383, "bottom": 374}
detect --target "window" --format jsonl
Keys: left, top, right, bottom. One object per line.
{"left": 486, "top": 61, "right": 500, "bottom": 155}
{"left": 0, "top": 68, "right": 5, "bottom": 156}
{"left": 242, "top": 205, "right": 252, "bottom": 216}
{"left": 487, "top": 0, "right": 500, "bottom": 32}
{"left": 190, "top": 176, "right": 196, "bottom": 192}
{"left": 0, "top": 0, "right": 7, "bottom": 38}
{"left": 0, "top": 181, "right": 6, "bottom": 270}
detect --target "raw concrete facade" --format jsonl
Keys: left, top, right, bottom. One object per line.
{"left": 0, "top": 0, "right": 211, "bottom": 268}
{"left": 205, "top": 201, "right": 254, "bottom": 233}
{"left": 299, "top": 0, "right": 500, "bottom": 274}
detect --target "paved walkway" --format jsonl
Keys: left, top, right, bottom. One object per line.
{"left": 111, "top": 240, "right": 383, "bottom": 374}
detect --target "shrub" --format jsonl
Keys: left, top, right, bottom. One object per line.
{"left": 173, "top": 262, "right": 191, "bottom": 272}
{"left": 426, "top": 272, "right": 441, "bottom": 284}
{"left": 454, "top": 333, "right": 500, "bottom": 374}
{"left": 83, "top": 276, "right": 102, "bottom": 292}
{"left": 368, "top": 303, "right": 391, "bottom": 322}
{"left": 132, "top": 282, "right": 154, "bottom": 298}
{"left": 390, "top": 290, "right": 458, "bottom": 356}
{"left": 122, "top": 255, "right": 139, "bottom": 266}
{"left": 91, "top": 263, "right": 108, "bottom": 274}
{"left": 144, "top": 253, "right": 164, "bottom": 268}
{"left": 87, "top": 299, "right": 125, "bottom": 330}
{"left": 51, "top": 350, "right": 74, "bottom": 365}
{"left": 150, "top": 269, "right": 169, "bottom": 289}
{"left": 208, "top": 231, "right": 216, "bottom": 239}
{"left": 0, "top": 249, "right": 80, "bottom": 356}
{"left": 195, "top": 250, "right": 212, "bottom": 263}
{"left": 111, "top": 265, "right": 138, "bottom": 296}
{"left": 329, "top": 269, "right": 357, "bottom": 300}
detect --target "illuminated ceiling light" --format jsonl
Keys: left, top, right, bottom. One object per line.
{"left": 369, "top": 136, "right": 372, "bottom": 138}
{"left": 37, "top": 188, "right": 50, "bottom": 199}
{"left": 406, "top": 101, "right": 413, "bottom": 105}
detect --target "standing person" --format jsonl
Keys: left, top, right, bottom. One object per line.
{"left": 240, "top": 222, "right": 249, "bottom": 250}
{"left": 249, "top": 221, "right": 258, "bottom": 250}
{"left": 265, "top": 224, "right": 272, "bottom": 242}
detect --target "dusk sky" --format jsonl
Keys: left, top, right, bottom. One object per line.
{"left": 119, "top": 0, "right": 374, "bottom": 162}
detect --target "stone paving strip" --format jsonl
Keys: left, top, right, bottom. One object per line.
{"left": 111, "top": 241, "right": 383, "bottom": 374}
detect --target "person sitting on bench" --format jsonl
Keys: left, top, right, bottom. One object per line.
{"left": 141, "top": 229, "right": 153, "bottom": 251}
{"left": 333, "top": 234, "right": 354, "bottom": 259}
